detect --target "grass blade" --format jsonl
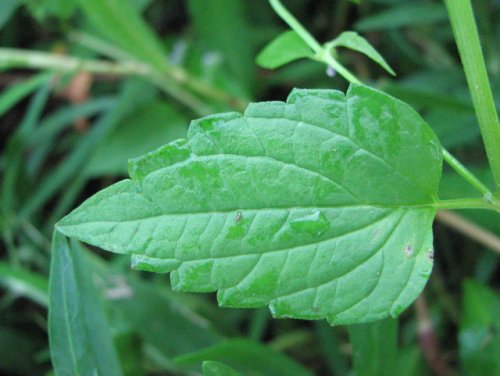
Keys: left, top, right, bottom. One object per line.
{"left": 0, "top": 261, "right": 48, "bottom": 306}
{"left": 49, "top": 231, "right": 123, "bottom": 376}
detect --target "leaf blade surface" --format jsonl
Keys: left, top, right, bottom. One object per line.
{"left": 57, "top": 84, "right": 441, "bottom": 324}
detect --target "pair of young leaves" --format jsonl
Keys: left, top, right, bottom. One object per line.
{"left": 57, "top": 83, "right": 441, "bottom": 325}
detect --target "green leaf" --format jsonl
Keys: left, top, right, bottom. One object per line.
{"left": 0, "top": 326, "right": 46, "bottom": 375}
{"left": 348, "top": 318, "right": 398, "bottom": 376}
{"left": 0, "top": 261, "right": 48, "bottom": 307}
{"left": 355, "top": 3, "right": 448, "bottom": 31}
{"left": 0, "top": 72, "right": 52, "bottom": 119}
{"left": 0, "top": 0, "right": 21, "bottom": 30}
{"left": 86, "top": 252, "right": 223, "bottom": 359}
{"left": 175, "top": 339, "right": 312, "bottom": 376}
{"left": 57, "top": 84, "right": 442, "bottom": 325}
{"left": 328, "top": 31, "right": 395, "bottom": 76}
{"left": 77, "top": 0, "right": 167, "bottom": 71}
{"left": 49, "top": 231, "right": 123, "bottom": 376}
{"left": 188, "top": 0, "right": 255, "bottom": 93}
{"left": 257, "top": 31, "right": 314, "bottom": 69}
{"left": 203, "top": 361, "right": 242, "bottom": 376}
{"left": 86, "top": 100, "right": 187, "bottom": 177}
{"left": 459, "top": 280, "right": 500, "bottom": 376}
{"left": 25, "top": 0, "right": 78, "bottom": 20}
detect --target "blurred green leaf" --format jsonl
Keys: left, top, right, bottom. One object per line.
{"left": 48, "top": 231, "right": 123, "bottom": 376}
{"left": 27, "top": 97, "right": 116, "bottom": 178}
{"left": 175, "top": 339, "right": 313, "bottom": 376}
{"left": 18, "top": 79, "right": 148, "bottom": 223}
{"left": 25, "top": 0, "right": 77, "bottom": 20}
{"left": 256, "top": 30, "right": 314, "bottom": 69}
{"left": 459, "top": 280, "right": 500, "bottom": 376}
{"left": 77, "top": 0, "right": 166, "bottom": 71}
{"left": 329, "top": 31, "right": 395, "bottom": 75}
{"left": 0, "top": 261, "right": 48, "bottom": 306}
{"left": 0, "top": 72, "right": 52, "bottom": 119}
{"left": 86, "top": 100, "right": 187, "bottom": 177}
{"left": 87, "top": 253, "right": 223, "bottom": 360}
{"left": 0, "top": 0, "right": 21, "bottom": 30}
{"left": 355, "top": 3, "right": 448, "bottom": 31}
{"left": 394, "top": 346, "right": 426, "bottom": 376}
{"left": 203, "top": 361, "right": 242, "bottom": 376}
{"left": 314, "top": 322, "right": 349, "bottom": 375}
{"left": 348, "top": 318, "right": 398, "bottom": 376}
{"left": 2, "top": 78, "right": 52, "bottom": 221}
{"left": 0, "top": 326, "right": 46, "bottom": 375}
{"left": 187, "top": 0, "right": 255, "bottom": 93}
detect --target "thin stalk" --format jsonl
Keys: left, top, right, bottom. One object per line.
{"left": 320, "top": 51, "right": 362, "bottom": 84}
{"left": 0, "top": 47, "right": 210, "bottom": 115}
{"left": 0, "top": 47, "right": 151, "bottom": 75}
{"left": 433, "top": 198, "right": 499, "bottom": 212}
{"left": 444, "top": 0, "right": 500, "bottom": 190}
{"left": 269, "top": 0, "right": 322, "bottom": 53}
{"left": 442, "top": 149, "right": 492, "bottom": 197}
{"left": 269, "top": 0, "right": 361, "bottom": 84}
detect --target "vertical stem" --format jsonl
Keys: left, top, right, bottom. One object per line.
{"left": 444, "top": 0, "right": 500, "bottom": 190}
{"left": 269, "top": 0, "right": 322, "bottom": 53}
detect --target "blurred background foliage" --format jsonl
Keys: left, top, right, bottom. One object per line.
{"left": 0, "top": 0, "right": 499, "bottom": 375}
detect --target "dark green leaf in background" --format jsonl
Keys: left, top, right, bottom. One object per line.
{"left": 76, "top": 0, "right": 167, "bottom": 71}
{"left": 49, "top": 231, "right": 123, "bottom": 376}
{"left": 25, "top": 0, "right": 78, "bottom": 20}
{"left": 88, "top": 253, "right": 223, "bottom": 360}
{"left": 0, "top": 261, "right": 48, "bottom": 307}
{"left": 348, "top": 318, "right": 398, "bottom": 376}
{"left": 459, "top": 280, "right": 500, "bottom": 376}
{"left": 203, "top": 361, "right": 243, "bottom": 376}
{"left": 355, "top": 3, "right": 448, "bottom": 31}
{"left": 0, "top": 0, "right": 21, "bottom": 29}
{"left": 57, "top": 84, "right": 442, "bottom": 325}
{"left": 86, "top": 100, "right": 187, "bottom": 177}
{"left": 175, "top": 339, "right": 312, "bottom": 376}
{"left": 188, "top": 0, "right": 255, "bottom": 94}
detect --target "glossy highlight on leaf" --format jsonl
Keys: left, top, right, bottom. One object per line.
{"left": 57, "top": 84, "right": 442, "bottom": 325}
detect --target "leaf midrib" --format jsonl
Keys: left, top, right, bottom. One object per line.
{"left": 59, "top": 204, "right": 437, "bottom": 229}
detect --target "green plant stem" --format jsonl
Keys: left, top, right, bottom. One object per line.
{"left": 269, "top": 0, "right": 361, "bottom": 84}
{"left": 0, "top": 47, "right": 210, "bottom": 115}
{"left": 269, "top": 0, "right": 322, "bottom": 53}
{"left": 442, "top": 149, "right": 492, "bottom": 197}
{"left": 319, "top": 51, "right": 362, "bottom": 84}
{"left": 433, "top": 198, "right": 499, "bottom": 212}
{"left": 0, "top": 48, "right": 248, "bottom": 114}
{"left": 444, "top": 0, "right": 500, "bottom": 190}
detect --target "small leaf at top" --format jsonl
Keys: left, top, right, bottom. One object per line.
{"left": 256, "top": 30, "right": 314, "bottom": 69}
{"left": 56, "top": 84, "right": 442, "bottom": 325}
{"left": 328, "top": 31, "right": 396, "bottom": 76}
